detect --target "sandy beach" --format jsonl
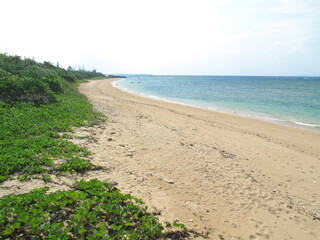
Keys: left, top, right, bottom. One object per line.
{"left": 77, "top": 78, "right": 320, "bottom": 239}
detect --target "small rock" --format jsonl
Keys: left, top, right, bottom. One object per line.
{"left": 126, "top": 153, "right": 134, "bottom": 157}
{"left": 104, "top": 179, "right": 118, "bottom": 186}
{"left": 165, "top": 179, "right": 174, "bottom": 184}
{"left": 218, "top": 235, "right": 225, "bottom": 240}
{"left": 152, "top": 208, "right": 162, "bottom": 215}
{"left": 107, "top": 138, "right": 113, "bottom": 141}
{"left": 220, "top": 150, "right": 236, "bottom": 159}
{"left": 119, "top": 144, "right": 125, "bottom": 147}
{"left": 187, "top": 219, "right": 193, "bottom": 222}
{"left": 137, "top": 178, "right": 144, "bottom": 182}
{"left": 128, "top": 149, "right": 136, "bottom": 153}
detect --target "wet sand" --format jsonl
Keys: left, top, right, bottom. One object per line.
{"left": 78, "top": 78, "right": 320, "bottom": 239}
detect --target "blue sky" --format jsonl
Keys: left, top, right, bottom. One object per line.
{"left": 1, "top": 0, "right": 319, "bottom": 76}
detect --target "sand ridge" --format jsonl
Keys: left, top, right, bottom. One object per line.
{"left": 78, "top": 79, "right": 320, "bottom": 239}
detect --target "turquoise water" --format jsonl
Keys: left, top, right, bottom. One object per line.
{"left": 114, "top": 75, "right": 320, "bottom": 128}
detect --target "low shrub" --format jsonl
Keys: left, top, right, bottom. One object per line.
{"left": 0, "top": 179, "right": 164, "bottom": 239}
{"left": 0, "top": 70, "right": 56, "bottom": 105}
{"left": 0, "top": 53, "right": 105, "bottom": 105}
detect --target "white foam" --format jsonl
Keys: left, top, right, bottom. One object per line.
{"left": 293, "top": 121, "right": 320, "bottom": 127}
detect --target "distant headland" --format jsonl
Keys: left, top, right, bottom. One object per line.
{"left": 107, "top": 75, "right": 127, "bottom": 78}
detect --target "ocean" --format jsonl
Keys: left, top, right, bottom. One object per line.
{"left": 113, "top": 75, "right": 320, "bottom": 130}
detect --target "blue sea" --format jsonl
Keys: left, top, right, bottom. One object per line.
{"left": 114, "top": 75, "right": 320, "bottom": 130}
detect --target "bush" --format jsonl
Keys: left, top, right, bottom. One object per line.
{"left": 0, "top": 53, "right": 106, "bottom": 103}
{"left": 60, "top": 70, "right": 77, "bottom": 83}
{"left": 0, "top": 70, "right": 56, "bottom": 105}
{"left": 43, "top": 75, "right": 63, "bottom": 93}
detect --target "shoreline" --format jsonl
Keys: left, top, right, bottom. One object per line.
{"left": 113, "top": 78, "right": 320, "bottom": 134}
{"left": 79, "top": 78, "right": 320, "bottom": 239}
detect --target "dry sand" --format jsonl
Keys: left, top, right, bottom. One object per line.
{"left": 75, "top": 79, "right": 320, "bottom": 239}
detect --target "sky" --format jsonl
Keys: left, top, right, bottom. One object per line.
{"left": 1, "top": 0, "right": 319, "bottom": 76}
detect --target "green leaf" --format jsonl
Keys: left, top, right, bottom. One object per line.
{"left": 17, "top": 212, "right": 28, "bottom": 223}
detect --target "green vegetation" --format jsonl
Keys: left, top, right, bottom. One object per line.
{"left": 0, "top": 53, "right": 105, "bottom": 105}
{"left": 0, "top": 53, "right": 105, "bottom": 182}
{"left": 0, "top": 179, "right": 167, "bottom": 239}
{"left": 0, "top": 53, "right": 190, "bottom": 239}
